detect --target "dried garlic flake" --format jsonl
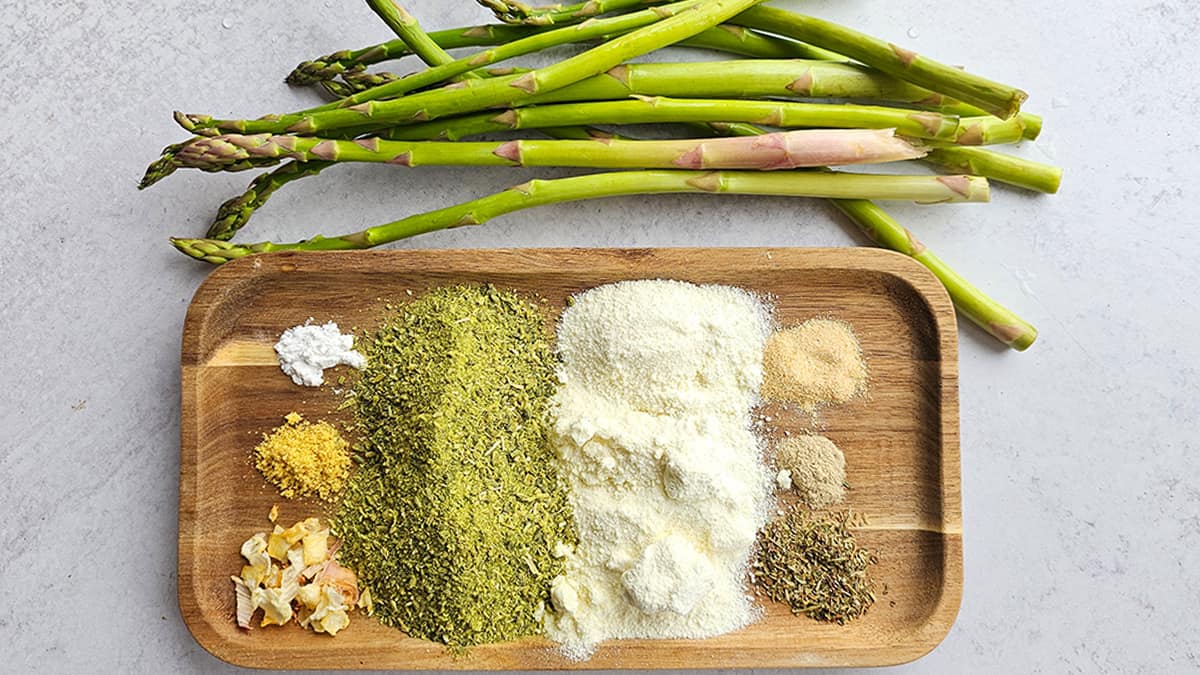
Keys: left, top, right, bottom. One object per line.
{"left": 230, "top": 514, "right": 359, "bottom": 636}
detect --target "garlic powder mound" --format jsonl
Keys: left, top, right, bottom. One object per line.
{"left": 761, "top": 318, "right": 867, "bottom": 409}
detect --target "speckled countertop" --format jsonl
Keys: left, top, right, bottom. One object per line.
{"left": 3, "top": 0, "right": 1198, "bottom": 672}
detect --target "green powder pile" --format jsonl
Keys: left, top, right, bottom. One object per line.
{"left": 335, "top": 285, "right": 576, "bottom": 648}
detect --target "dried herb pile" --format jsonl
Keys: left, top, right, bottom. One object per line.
{"left": 752, "top": 508, "right": 878, "bottom": 624}
{"left": 334, "top": 284, "right": 575, "bottom": 648}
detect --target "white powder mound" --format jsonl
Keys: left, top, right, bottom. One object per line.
{"left": 545, "top": 280, "right": 773, "bottom": 660}
{"left": 274, "top": 320, "right": 365, "bottom": 387}
{"left": 554, "top": 279, "right": 771, "bottom": 415}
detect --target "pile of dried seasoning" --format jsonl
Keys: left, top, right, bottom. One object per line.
{"left": 254, "top": 413, "right": 351, "bottom": 501}
{"left": 334, "top": 284, "right": 576, "bottom": 649}
{"left": 752, "top": 507, "right": 878, "bottom": 624}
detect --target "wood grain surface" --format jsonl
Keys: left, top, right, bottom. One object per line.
{"left": 179, "top": 248, "right": 961, "bottom": 670}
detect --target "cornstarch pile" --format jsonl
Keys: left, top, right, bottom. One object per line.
{"left": 544, "top": 280, "right": 773, "bottom": 659}
{"left": 274, "top": 320, "right": 365, "bottom": 387}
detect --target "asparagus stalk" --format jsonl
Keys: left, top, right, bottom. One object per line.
{"left": 172, "top": 129, "right": 930, "bottom": 174}
{"left": 288, "top": 25, "right": 539, "bottom": 85}
{"left": 320, "top": 72, "right": 400, "bottom": 98}
{"left": 325, "top": 58, "right": 951, "bottom": 111}
{"left": 730, "top": 5, "right": 1028, "bottom": 119}
{"left": 291, "top": 24, "right": 835, "bottom": 86}
{"left": 481, "top": 0, "right": 655, "bottom": 26}
{"left": 176, "top": 0, "right": 769, "bottom": 136}
{"left": 832, "top": 199, "right": 1037, "bottom": 349}
{"left": 172, "top": 170, "right": 989, "bottom": 263}
{"left": 523, "top": 59, "right": 948, "bottom": 106}
{"left": 207, "top": 162, "right": 333, "bottom": 240}
{"left": 695, "top": 121, "right": 1039, "bottom": 349}
{"left": 365, "top": 0, "right": 461, "bottom": 73}
{"left": 947, "top": 114, "right": 1028, "bottom": 146}
{"left": 922, "top": 146, "right": 1062, "bottom": 194}
{"left": 320, "top": 1, "right": 708, "bottom": 111}
{"left": 671, "top": 23, "right": 843, "bottom": 60}
{"left": 383, "top": 97, "right": 962, "bottom": 141}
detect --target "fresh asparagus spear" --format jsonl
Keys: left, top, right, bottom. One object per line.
{"left": 730, "top": 5, "right": 1028, "bottom": 119}
{"left": 323, "top": 58, "right": 947, "bottom": 111}
{"left": 173, "top": 129, "right": 930, "bottom": 174}
{"left": 381, "top": 97, "right": 963, "bottom": 142}
{"left": 319, "top": 72, "right": 400, "bottom": 98}
{"left": 172, "top": 170, "right": 989, "bottom": 263}
{"left": 175, "top": 0, "right": 769, "bottom": 136}
{"left": 480, "top": 0, "right": 655, "bottom": 26}
{"left": 671, "top": 23, "right": 843, "bottom": 60}
{"left": 832, "top": 199, "right": 1037, "bottom": 349}
{"left": 922, "top": 147, "right": 1062, "bottom": 194}
{"left": 320, "top": 1, "right": 708, "bottom": 111}
{"left": 290, "top": 24, "right": 835, "bottom": 86}
{"left": 288, "top": 25, "right": 539, "bottom": 85}
{"left": 696, "top": 120, "right": 1055, "bottom": 191}
{"left": 207, "top": 162, "right": 333, "bottom": 241}
{"left": 365, "top": 0, "right": 463, "bottom": 73}
{"left": 322, "top": 61, "right": 1044, "bottom": 144}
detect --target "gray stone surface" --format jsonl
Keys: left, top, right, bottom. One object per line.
{"left": 2, "top": 0, "right": 1198, "bottom": 672}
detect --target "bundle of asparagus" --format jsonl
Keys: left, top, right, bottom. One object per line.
{"left": 143, "top": 0, "right": 1060, "bottom": 350}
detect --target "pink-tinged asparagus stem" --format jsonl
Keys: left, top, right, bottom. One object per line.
{"left": 171, "top": 129, "right": 927, "bottom": 173}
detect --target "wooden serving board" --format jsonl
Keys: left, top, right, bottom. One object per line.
{"left": 180, "top": 248, "right": 960, "bottom": 670}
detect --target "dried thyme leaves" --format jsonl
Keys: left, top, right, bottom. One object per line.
{"left": 752, "top": 508, "right": 878, "bottom": 624}
{"left": 334, "top": 285, "right": 576, "bottom": 648}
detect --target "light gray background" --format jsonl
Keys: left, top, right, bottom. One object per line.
{"left": 2, "top": 0, "right": 1197, "bottom": 672}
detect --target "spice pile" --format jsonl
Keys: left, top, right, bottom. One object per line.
{"left": 334, "top": 285, "right": 575, "bottom": 648}
{"left": 774, "top": 435, "right": 847, "bottom": 509}
{"left": 231, "top": 514, "right": 363, "bottom": 636}
{"left": 274, "top": 321, "right": 365, "bottom": 387}
{"left": 762, "top": 319, "right": 867, "bottom": 410}
{"left": 544, "top": 280, "right": 773, "bottom": 658}
{"left": 254, "top": 413, "right": 351, "bottom": 501}
{"left": 753, "top": 508, "right": 878, "bottom": 624}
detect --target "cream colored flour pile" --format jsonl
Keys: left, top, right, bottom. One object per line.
{"left": 544, "top": 280, "right": 773, "bottom": 660}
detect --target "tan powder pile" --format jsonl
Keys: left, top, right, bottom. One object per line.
{"left": 775, "top": 435, "right": 846, "bottom": 508}
{"left": 761, "top": 319, "right": 867, "bottom": 409}
{"left": 254, "top": 413, "right": 351, "bottom": 501}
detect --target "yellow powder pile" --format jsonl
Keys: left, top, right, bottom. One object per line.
{"left": 761, "top": 319, "right": 867, "bottom": 409}
{"left": 254, "top": 413, "right": 351, "bottom": 501}
{"left": 775, "top": 435, "right": 846, "bottom": 508}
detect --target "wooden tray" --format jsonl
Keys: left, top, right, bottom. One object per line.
{"left": 180, "top": 248, "right": 960, "bottom": 670}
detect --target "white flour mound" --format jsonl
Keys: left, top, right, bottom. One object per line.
{"left": 545, "top": 280, "right": 773, "bottom": 660}
{"left": 274, "top": 320, "right": 365, "bottom": 387}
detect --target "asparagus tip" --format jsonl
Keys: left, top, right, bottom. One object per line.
{"left": 139, "top": 152, "right": 179, "bottom": 189}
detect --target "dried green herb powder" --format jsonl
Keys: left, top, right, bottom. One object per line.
{"left": 752, "top": 508, "right": 878, "bottom": 624}
{"left": 335, "top": 285, "right": 576, "bottom": 648}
